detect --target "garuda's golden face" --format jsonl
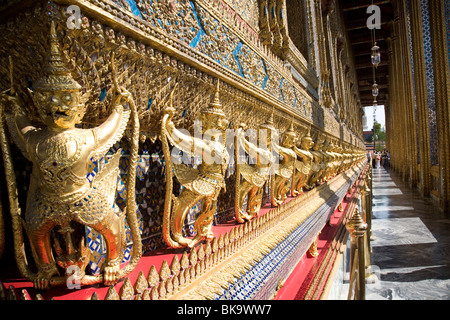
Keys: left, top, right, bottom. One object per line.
{"left": 313, "top": 142, "right": 322, "bottom": 151}
{"left": 215, "top": 115, "right": 229, "bottom": 131}
{"left": 34, "top": 90, "right": 85, "bottom": 130}
{"left": 282, "top": 133, "right": 297, "bottom": 148}
{"left": 301, "top": 139, "right": 314, "bottom": 150}
{"left": 201, "top": 113, "right": 229, "bottom": 132}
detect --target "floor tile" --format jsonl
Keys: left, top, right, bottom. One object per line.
{"left": 372, "top": 188, "right": 404, "bottom": 196}
{"left": 372, "top": 206, "right": 415, "bottom": 212}
{"left": 371, "top": 217, "right": 437, "bottom": 247}
{"left": 362, "top": 168, "right": 450, "bottom": 300}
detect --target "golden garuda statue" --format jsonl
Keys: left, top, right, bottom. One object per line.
{"left": 322, "top": 139, "right": 334, "bottom": 181}
{"left": 318, "top": 139, "right": 332, "bottom": 183}
{"left": 161, "top": 80, "right": 229, "bottom": 249}
{"left": 290, "top": 127, "right": 314, "bottom": 197}
{"left": 330, "top": 141, "right": 342, "bottom": 177}
{"left": 307, "top": 138, "right": 326, "bottom": 188}
{"left": 334, "top": 143, "right": 345, "bottom": 174}
{"left": 270, "top": 121, "right": 297, "bottom": 207}
{"left": 0, "top": 22, "right": 141, "bottom": 289}
{"left": 343, "top": 146, "right": 352, "bottom": 171}
{"left": 323, "top": 139, "right": 340, "bottom": 181}
{"left": 234, "top": 115, "right": 275, "bottom": 223}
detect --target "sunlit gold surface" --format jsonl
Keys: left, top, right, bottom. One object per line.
{"left": 161, "top": 81, "right": 229, "bottom": 248}
{"left": 234, "top": 117, "right": 274, "bottom": 223}
{"left": 291, "top": 127, "right": 314, "bottom": 196}
{"left": 0, "top": 0, "right": 370, "bottom": 294}
{"left": 0, "top": 21, "right": 141, "bottom": 289}
{"left": 270, "top": 121, "right": 297, "bottom": 207}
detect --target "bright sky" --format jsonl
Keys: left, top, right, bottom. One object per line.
{"left": 363, "top": 105, "right": 385, "bottom": 131}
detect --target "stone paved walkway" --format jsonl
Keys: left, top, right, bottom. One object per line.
{"left": 365, "top": 167, "right": 450, "bottom": 300}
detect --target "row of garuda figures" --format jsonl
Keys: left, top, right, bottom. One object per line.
{"left": 0, "top": 22, "right": 364, "bottom": 289}
{"left": 161, "top": 81, "right": 364, "bottom": 251}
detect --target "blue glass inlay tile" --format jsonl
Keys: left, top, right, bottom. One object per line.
{"left": 445, "top": 0, "right": 450, "bottom": 80}
{"left": 126, "top": 0, "right": 142, "bottom": 18}
{"left": 419, "top": 0, "right": 438, "bottom": 166}
{"left": 232, "top": 42, "right": 244, "bottom": 77}
{"left": 189, "top": 0, "right": 205, "bottom": 48}
{"left": 262, "top": 60, "right": 269, "bottom": 90}
{"left": 99, "top": 87, "right": 107, "bottom": 101}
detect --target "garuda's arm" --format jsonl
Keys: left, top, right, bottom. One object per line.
{"left": 293, "top": 145, "right": 305, "bottom": 160}
{"left": 2, "top": 94, "right": 35, "bottom": 160}
{"left": 91, "top": 91, "right": 131, "bottom": 159}
{"left": 293, "top": 146, "right": 313, "bottom": 163}
{"left": 165, "top": 121, "right": 197, "bottom": 157}
{"left": 236, "top": 128, "right": 272, "bottom": 165}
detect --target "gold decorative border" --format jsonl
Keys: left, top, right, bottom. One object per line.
{"left": 48, "top": 0, "right": 364, "bottom": 148}
{"left": 104, "top": 161, "right": 365, "bottom": 300}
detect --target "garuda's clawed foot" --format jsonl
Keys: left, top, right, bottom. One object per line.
{"left": 103, "top": 259, "right": 121, "bottom": 286}
{"left": 34, "top": 263, "right": 59, "bottom": 290}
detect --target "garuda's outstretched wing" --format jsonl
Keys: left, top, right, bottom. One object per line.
{"left": 239, "top": 164, "right": 269, "bottom": 188}
{"left": 295, "top": 160, "right": 311, "bottom": 175}
{"left": 173, "top": 163, "right": 219, "bottom": 196}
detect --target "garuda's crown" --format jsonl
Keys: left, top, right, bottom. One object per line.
{"left": 284, "top": 119, "right": 296, "bottom": 138}
{"left": 33, "top": 21, "right": 81, "bottom": 92}
{"left": 201, "top": 80, "right": 226, "bottom": 117}
{"left": 302, "top": 126, "right": 313, "bottom": 143}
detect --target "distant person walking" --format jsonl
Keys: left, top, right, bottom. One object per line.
{"left": 384, "top": 151, "right": 390, "bottom": 168}
{"left": 375, "top": 152, "right": 381, "bottom": 168}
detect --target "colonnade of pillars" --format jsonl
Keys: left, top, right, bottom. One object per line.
{"left": 384, "top": 0, "right": 450, "bottom": 212}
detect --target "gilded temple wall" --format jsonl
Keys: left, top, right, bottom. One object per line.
{"left": 0, "top": 0, "right": 365, "bottom": 275}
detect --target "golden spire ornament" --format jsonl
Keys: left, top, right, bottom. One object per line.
{"left": 33, "top": 21, "right": 82, "bottom": 92}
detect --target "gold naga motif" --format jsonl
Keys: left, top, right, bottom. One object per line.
{"left": 161, "top": 80, "right": 229, "bottom": 249}
{"left": 270, "top": 121, "right": 297, "bottom": 207}
{"left": 290, "top": 127, "right": 315, "bottom": 197}
{"left": 234, "top": 115, "right": 275, "bottom": 223}
{"left": 0, "top": 22, "right": 141, "bottom": 289}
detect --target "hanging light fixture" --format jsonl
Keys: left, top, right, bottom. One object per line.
{"left": 370, "top": 8, "right": 380, "bottom": 108}
{"left": 371, "top": 42, "right": 381, "bottom": 68}
{"left": 370, "top": 0, "right": 380, "bottom": 112}
{"left": 372, "top": 81, "right": 379, "bottom": 97}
